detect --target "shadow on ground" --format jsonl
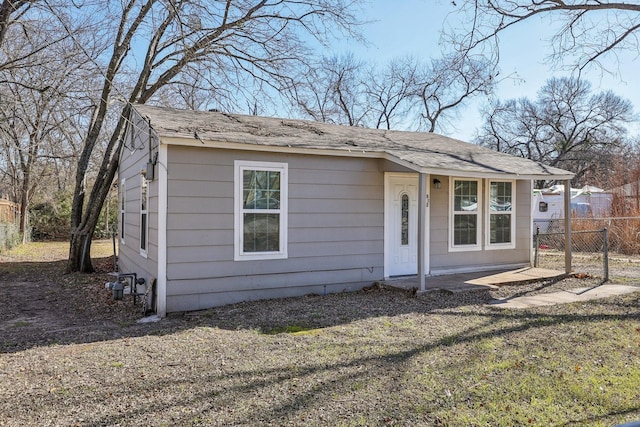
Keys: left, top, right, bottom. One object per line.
{"left": 1, "top": 256, "right": 638, "bottom": 354}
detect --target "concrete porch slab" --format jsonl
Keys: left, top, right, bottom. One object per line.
{"left": 464, "top": 267, "right": 565, "bottom": 286}
{"left": 381, "top": 267, "right": 566, "bottom": 294}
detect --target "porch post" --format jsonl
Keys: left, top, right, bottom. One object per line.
{"left": 417, "top": 173, "right": 427, "bottom": 291}
{"left": 564, "top": 179, "right": 572, "bottom": 274}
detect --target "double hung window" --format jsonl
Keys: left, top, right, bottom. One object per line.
{"left": 449, "top": 178, "right": 516, "bottom": 250}
{"left": 234, "top": 161, "right": 288, "bottom": 261}
{"left": 451, "top": 179, "right": 481, "bottom": 250}
{"left": 487, "top": 180, "right": 515, "bottom": 248}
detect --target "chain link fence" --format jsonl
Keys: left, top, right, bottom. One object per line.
{"left": 534, "top": 228, "right": 608, "bottom": 279}
{"left": 534, "top": 217, "right": 640, "bottom": 282}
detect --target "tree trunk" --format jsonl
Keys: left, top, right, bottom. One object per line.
{"left": 62, "top": 0, "right": 364, "bottom": 273}
{"left": 18, "top": 187, "right": 27, "bottom": 234}
{"left": 68, "top": 229, "right": 94, "bottom": 273}
{"left": 68, "top": 125, "right": 124, "bottom": 273}
{"left": 18, "top": 169, "right": 29, "bottom": 243}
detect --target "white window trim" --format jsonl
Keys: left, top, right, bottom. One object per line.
{"left": 448, "top": 178, "right": 482, "bottom": 252}
{"left": 234, "top": 160, "right": 288, "bottom": 261}
{"left": 485, "top": 179, "right": 516, "bottom": 250}
{"left": 139, "top": 175, "right": 149, "bottom": 258}
{"left": 120, "top": 178, "right": 126, "bottom": 245}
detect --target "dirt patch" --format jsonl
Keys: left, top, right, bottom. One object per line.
{"left": 0, "top": 249, "right": 631, "bottom": 353}
{"left": 0, "top": 256, "right": 154, "bottom": 352}
{"left": 2, "top": 243, "right": 640, "bottom": 426}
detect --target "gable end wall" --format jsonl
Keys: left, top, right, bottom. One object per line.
{"left": 117, "top": 115, "right": 159, "bottom": 299}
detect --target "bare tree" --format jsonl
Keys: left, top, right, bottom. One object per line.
{"left": 295, "top": 52, "right": 496, "bottom": 133}
{"left": 0, "top": 1, "right": 77, "bottom": 73}
{"left": 40, "top": 0, "right": 364, "bottom": 272}
{"left": 476, "top": 77, "right": 634, "bottom": 187}
{"left": 294, "top": 53, "right": 371, "bottom": 126}
{"left": 411, "top": 53, "right": 496, "bottom": 133}
{"left": 364, "top": 56, "right": 418, "bottom": 130}
{"left": 0, "top": 28, "right": 91, "bottom": 239}
{"left": 0, "top": 1, "right": 95, "bottom": 241}
{"left": 153, "top": 64, "right": 235, "bottom": 112}
{"left": 451, "top": 1, "right": 640, "bottom": 73}
{"left": 0, "top": 0, "right": 31, "bottom": 48}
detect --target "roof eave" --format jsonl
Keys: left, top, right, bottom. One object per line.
{"left": 381, "top": 153, "right": 575, "bottom": 181}
{"left": 159, "top": 135, "right": 387, "bottom": 159}
{"left": 159, "top": 135, "right": 574, "bottom": 181}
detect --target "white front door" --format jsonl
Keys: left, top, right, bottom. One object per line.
{"left": 385, "top": 174, "right": 428, "bottom": 277}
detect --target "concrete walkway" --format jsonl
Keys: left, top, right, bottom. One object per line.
{"left": 382, "top": 267, "right": 640, "bottom": 309}
{"left": 489, "top": 284, "right": 640, "bottom": 309}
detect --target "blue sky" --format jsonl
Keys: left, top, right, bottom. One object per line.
{"left": 337, "top": 0, "right": 639, "bottom": 141}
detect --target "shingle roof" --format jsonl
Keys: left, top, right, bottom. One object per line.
{"left": 131, "top": 104, "right": 573, "bottom": 180}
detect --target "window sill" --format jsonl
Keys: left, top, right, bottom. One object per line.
{"left": 234, "top": 252, "right": 288, "bottom": 262}
{"left": 485, "top": 243, "right": 516, "bottom": 251}
{"left": 448, "top": 244, "right": 482, "bottom": 253}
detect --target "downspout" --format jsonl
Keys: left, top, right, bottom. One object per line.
{"left": 417, "top": 173, "right": 427, "bottom": 291}
{"left": 564, "top": 179, "right": 572, "bottom": 274}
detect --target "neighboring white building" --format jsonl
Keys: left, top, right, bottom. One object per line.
{"left": 533, "top": 184, "right": 613, "bottom": 232}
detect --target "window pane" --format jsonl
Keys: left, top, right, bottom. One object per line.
{"left": 490, "top": 182, "right": 512, "bottom": 212}
{"left": 141, "top": 181, "right": 147, "bottom": 211}
{"left": 401, "top": 194, "right": 409, "bottom": 246}
{"left": 454, "top": 214, "right": 477, "bottom": 245}
{"left": 243, "top": 213, "right": 280, "bottom": 252}
{"left": 454, "top": 180, "right": 478, "bottom": 212}
{"left": 140, "top": 213, "right": 147, "bottom": 249}
{"left": 243, "top": 170, "right": 256, "bottom": 208}
{"left": 120, "top": 180, "right": 126, "bottom": 240}
{"left": 490, "top": 213, "right": 511, "bottom": 244}
{"left": 243, "top": 170, "right": 280, "bottom": 209}
{"left": 539, "top": 201, "right": 548, "bottom": 212}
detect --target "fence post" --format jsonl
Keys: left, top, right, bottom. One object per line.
{"left": 603, "top": 227, "right": 609, "bottom": 282}
{"left": 563, "top": 179, "right": 572, "bottom": 274}
{"left": 534, "top": 227, "right": 540, "bottom": 268}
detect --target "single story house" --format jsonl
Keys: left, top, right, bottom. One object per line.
{"left": 118, "top": 104, "right": 574, "bottom": 316}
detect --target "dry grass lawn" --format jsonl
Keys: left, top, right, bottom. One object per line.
{"left": 1, "top": 241, "right": 640, "bottom": 426}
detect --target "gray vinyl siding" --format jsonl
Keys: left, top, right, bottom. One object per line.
{"left": 165, "top": 146, "right": 384, "bottom": 312}
{"left": 116, "top": 117, "right": 159, "bottom": 296}
{"left": 118, "top": 104, "right": 570, "bottom": 314}
{"left": 429, "top": 177, "right": 532, "bottom": 273}
{"left": 514, "top": 180, "right": 534, "bottom": 256}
